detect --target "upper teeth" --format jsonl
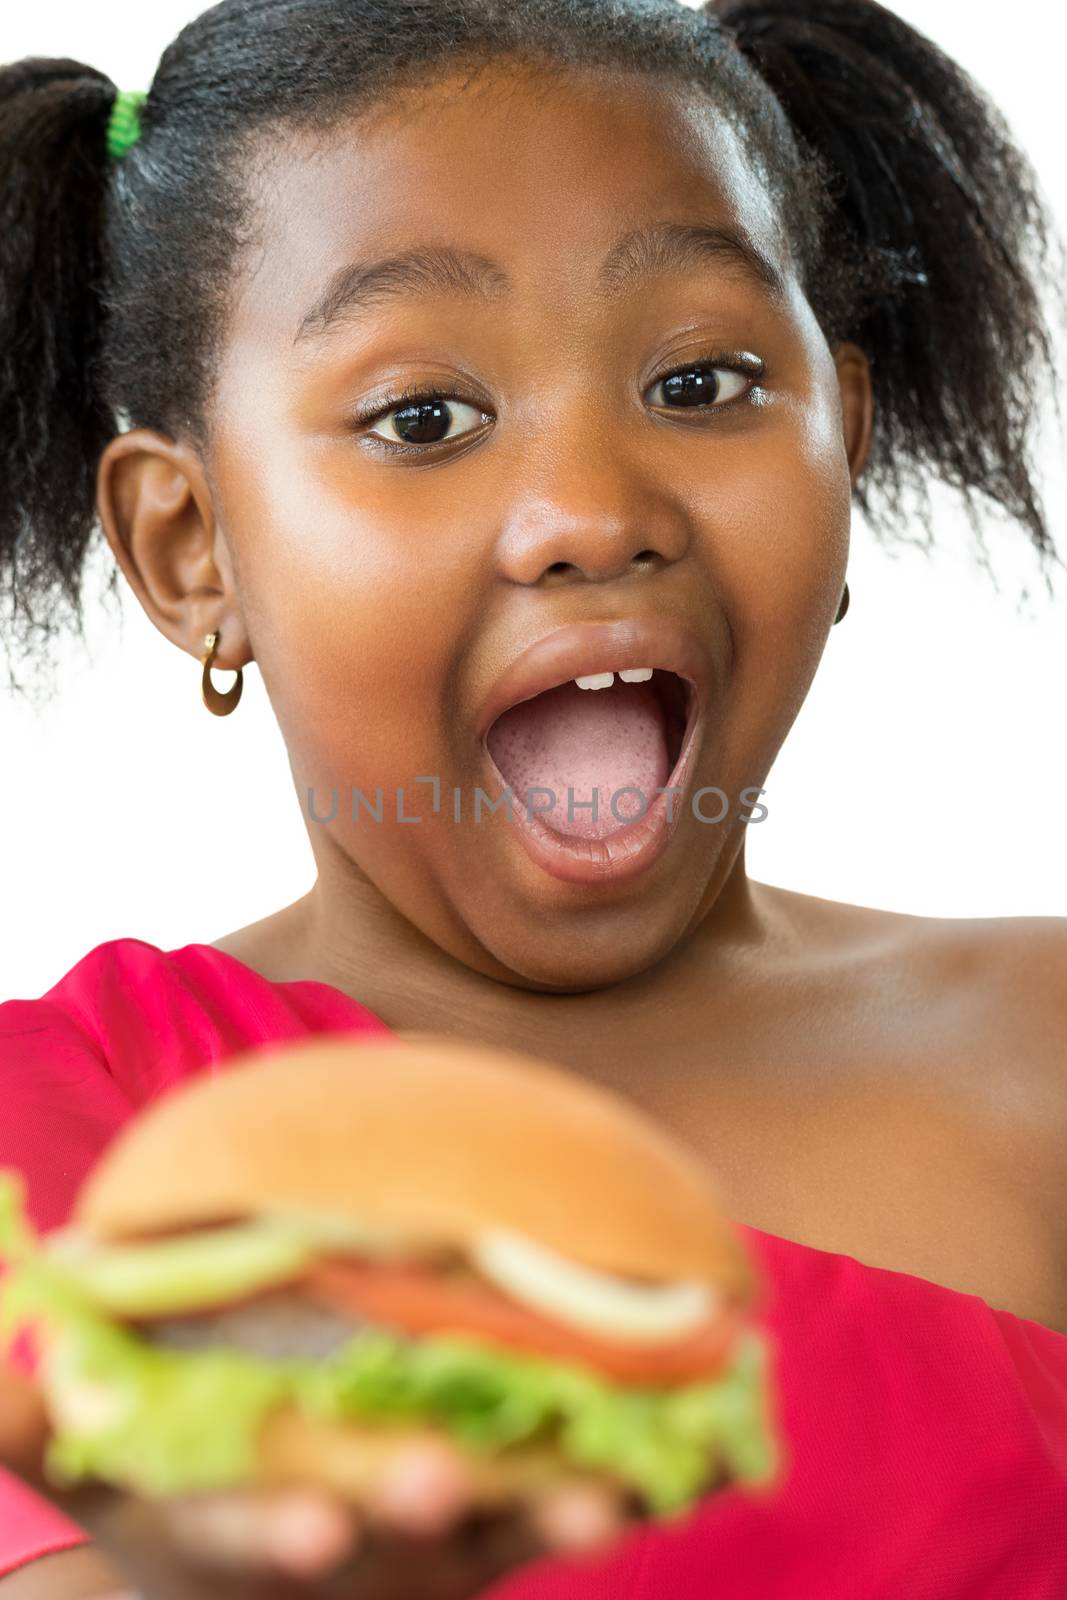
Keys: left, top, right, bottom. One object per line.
{"left": 574, "top": 667, "right": 654, "bottom": 690}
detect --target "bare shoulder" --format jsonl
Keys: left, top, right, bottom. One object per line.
{"left": 894, "top": 909, "right": 1067, "bottom": 1163}
{"left": 897, "top": 905, "right": 1065, "bottom": 1055}
{"left": 921, "top": 911, "right": 1067, "bottom": 1055}
{"left": 955, "top": 912, "right": 1067, "bottom": 1010}
{"left": 696, "top": 886, "right": 1067, "bottom": 1321}
{"left": 757, "top": 881, "right": 1066, "bottom": 1090}
{"left": 765, "top": 881, "right": 1066, "bottom": 1016}
{"left": 925, "top": 911, "right": 1067, "bottom": 1271}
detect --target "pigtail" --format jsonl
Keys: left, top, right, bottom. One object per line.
{"left": 706, "top": 0, "right": 1067, "bottom": 575}
{"left": 0, "top": 59, "right": 122, "bottom": 696}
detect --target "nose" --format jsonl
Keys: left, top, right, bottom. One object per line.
{"left": 493, "top": 436, "right": 692, "bottom": 588}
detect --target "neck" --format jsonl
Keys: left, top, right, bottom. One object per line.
{"left": 275, "top": 834, "right": 780, "bottom": 1072}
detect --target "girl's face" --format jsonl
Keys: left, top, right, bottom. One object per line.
{"left": 121, "top": 60, "right": 870, "bottom": 992}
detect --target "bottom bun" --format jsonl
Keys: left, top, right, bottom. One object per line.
{"left": 256, "top": 1406, "right": 630, "bottom": 1510}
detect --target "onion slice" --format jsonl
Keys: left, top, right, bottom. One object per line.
{"left": 471, "top": 1229, "right": 719, "bottom": 1345}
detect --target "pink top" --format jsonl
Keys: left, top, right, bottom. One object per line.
{"left": 2, "top": 937, "right": 1066, "bottom": 1597}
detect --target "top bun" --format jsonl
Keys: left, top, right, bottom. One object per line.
{"left": 74, "top": 1033, "right": 755, "bottom": 1299}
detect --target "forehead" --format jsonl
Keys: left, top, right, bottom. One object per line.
{"left": 227, "top": 59, "right": 789, "bottom": 355}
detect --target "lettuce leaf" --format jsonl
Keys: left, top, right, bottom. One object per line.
{"left": 0, "top": 1172, "right": 780, "bottom": 1515}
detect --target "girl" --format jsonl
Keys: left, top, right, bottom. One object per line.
{"left": 2, "top": 0, "right": 1066, "bottom": 1593}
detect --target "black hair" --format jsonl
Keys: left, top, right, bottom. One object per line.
{"left": 1, "top": 0, "right": 1064, "bottom": 698}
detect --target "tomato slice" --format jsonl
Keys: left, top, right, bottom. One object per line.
{"left": 301, "top": 1259, "right": 742, "bottom": 1386}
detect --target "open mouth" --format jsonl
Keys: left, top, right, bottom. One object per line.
{"left": 484, "top": 668, "right": 696, "bottom": 842}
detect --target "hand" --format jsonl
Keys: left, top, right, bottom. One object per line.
{"left": 1, "top": 1393, "right": 639, "bottom": 1600}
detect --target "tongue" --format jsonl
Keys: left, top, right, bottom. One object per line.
{"left": 486, "top": 679, "right": 670, "bottom": 839}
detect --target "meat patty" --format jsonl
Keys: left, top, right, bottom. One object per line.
{"left": 145, "top": 1289, "right": 368, "bottom": 1360}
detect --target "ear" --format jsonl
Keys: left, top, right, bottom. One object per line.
{"left": 95, "top": 429, "right": 252, "bottom": 672}
{"left": 832, "top": 340, "right": 874, "bottom": 487}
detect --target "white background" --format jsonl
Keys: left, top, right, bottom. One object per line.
{"left": 2, "top": 0, "right": 1065, "bottom": 1000}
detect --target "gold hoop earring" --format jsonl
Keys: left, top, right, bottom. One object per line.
{"left": 200, "top": 631, "right": 243, "bottom": 717}
{"left": 834, "top": 582, "right": 850, "bottom": 626}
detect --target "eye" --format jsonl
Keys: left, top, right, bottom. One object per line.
{"left": 646, "top": 356, "right": 759, "bottom": 411}
{"left": 361, "top": 387, "right": 489, "bottom": 449}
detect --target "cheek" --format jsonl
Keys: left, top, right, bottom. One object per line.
{"left": 220, "top": 439, "right": 468, "bottom": 781}
{"left": 688, "top": 381, "right": 852, "bottom": 763}
{"left": 703, "top": 385, "right": 851, "bottom": 644}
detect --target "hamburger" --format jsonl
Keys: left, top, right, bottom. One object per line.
{"left": 0, "top": 1033, "right": 780, "bottom": 1523}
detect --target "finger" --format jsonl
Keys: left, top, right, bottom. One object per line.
{"left": 261, "top": 1492, "right": 363, "bottom": 1579}
{"left": 524, "top": 1481, "right": 628, "bottom": 1554}
{"left": 0, "top": 1363, "right": 49, "bottom": 1477}
{"left": 363, "top": 1436, "right": 477, "bottom": 1537}
{"left": 163, "top": 1489, "right": 361, "bottom": 1577}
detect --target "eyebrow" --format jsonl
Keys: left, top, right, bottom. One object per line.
{"left": 292, "top": 218, "right": 789, "bottom": 346}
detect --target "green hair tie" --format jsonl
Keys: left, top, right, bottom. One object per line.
{"left": 106, "top": 88, "right": 147, "bottom": 162}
